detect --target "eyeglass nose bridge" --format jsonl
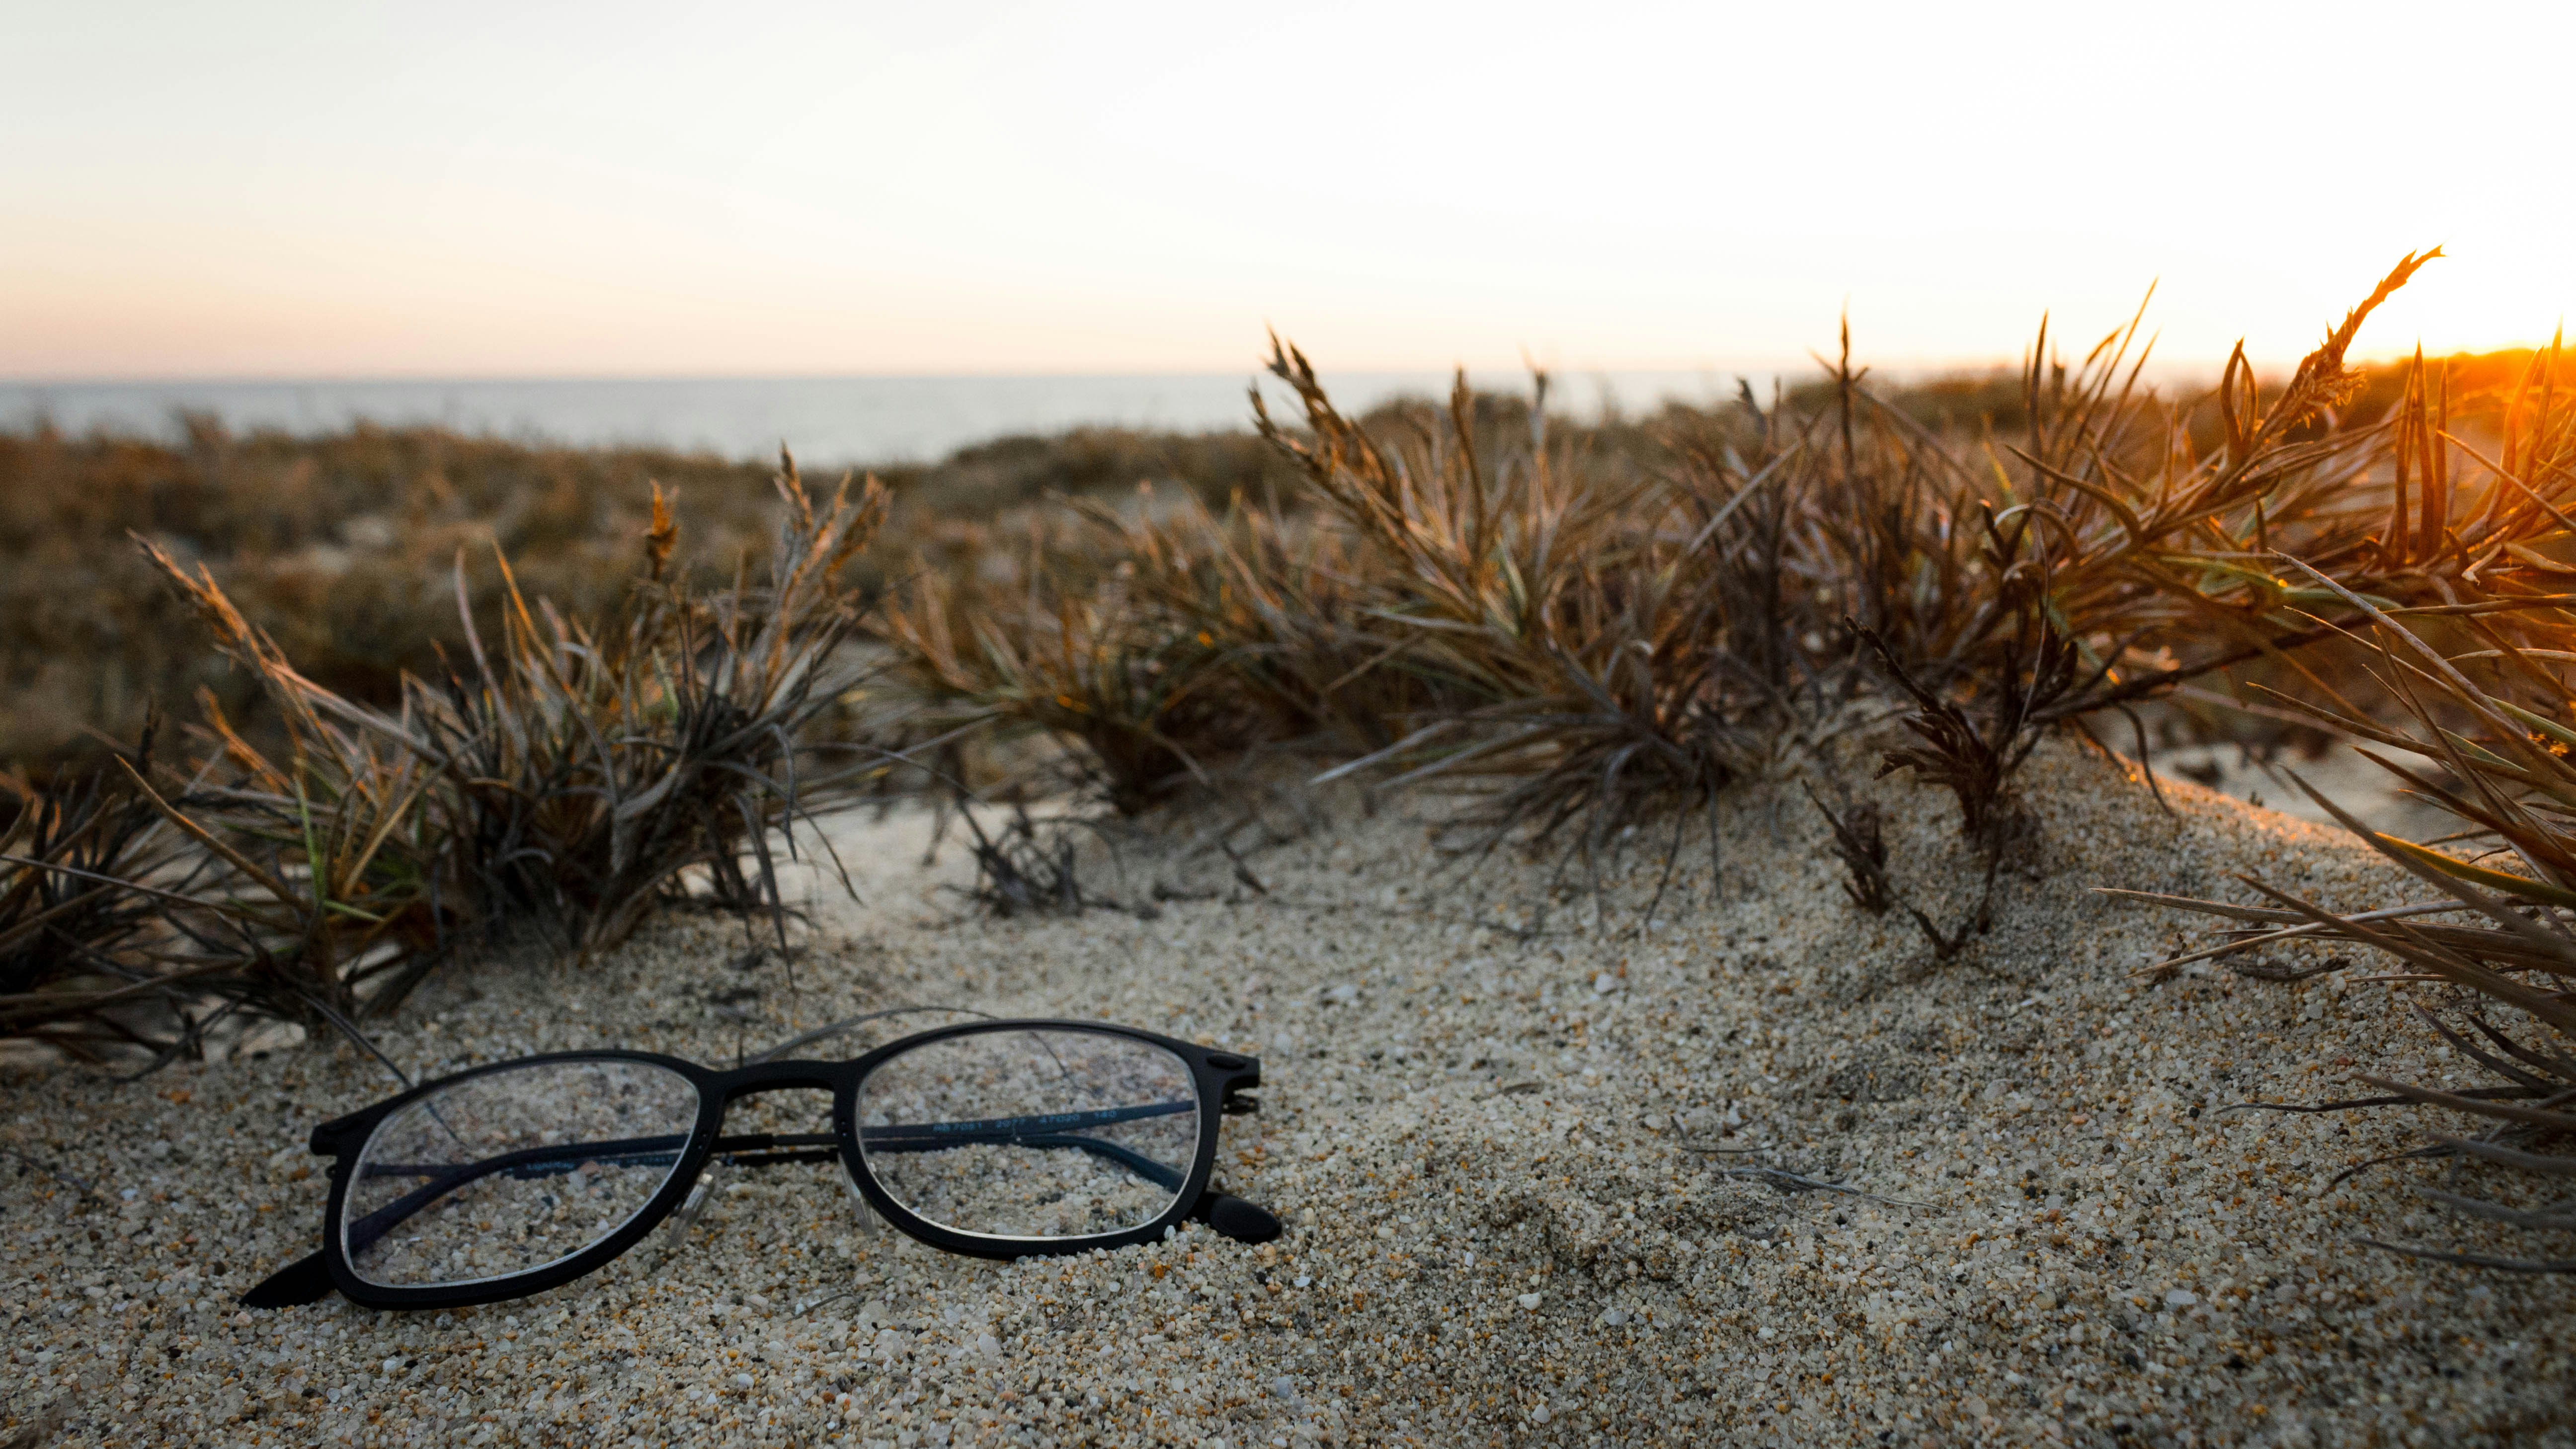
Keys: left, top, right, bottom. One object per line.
{"left": 708, "top": 1060, "right": 851, "bottom": 1101}
{"left": 723, "top": 1070, "right": 881, "bottom": 1234}
{"left": 663, "top": 1066, "right": 873, "bottom": 1246}
{"left": 700, "top": 1063, "right": 863, "bottom": 1153}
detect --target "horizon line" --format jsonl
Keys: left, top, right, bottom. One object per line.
{"left": 6, "top": 337, "right": 2543, "bottom": 392}
{"left": 0, "top": 362, "right": 1805, "bottom": 389}
{"left": 5, "top": 345, "right": 2520, "bottom": 392}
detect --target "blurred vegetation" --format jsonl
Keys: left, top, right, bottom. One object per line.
{"left": 8, "top": 267, "right": 2573, "bottom": 1281}
{"left": 4, "top": 458, "right": 892, "bottom": 1059}
{"left": 7, "top": 337, "right": 2560, "bottom": 783}
{"left": 0, "top": 417, "right": 1308, "bottom": 775}
{"left": 10, "top": 259, "right": 2576, "bottom": 1182}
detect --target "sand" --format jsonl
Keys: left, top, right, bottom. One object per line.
{"left": 4, "top": 738, "right": 2572, "bottom": 1448}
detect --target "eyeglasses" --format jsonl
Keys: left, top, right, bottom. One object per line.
{"left": 241, "top": 1019, "right": 1277, "bottom": 1311}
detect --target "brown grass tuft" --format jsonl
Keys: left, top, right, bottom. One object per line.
{"left": 0, "top": 719, "right": 202, "bottom": 1059}
{"left": 2129, "top": 335, "right": 2576, "bottom": 1267}
{"left": 402, "top": 455, "right": 892, "bottom": 957}
{"left": 0, "top": 454, "right": 902, "bottom": 1060}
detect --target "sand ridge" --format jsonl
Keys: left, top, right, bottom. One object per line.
{"left": 4, "top": 740, "right": 2571, "bottom": 1447}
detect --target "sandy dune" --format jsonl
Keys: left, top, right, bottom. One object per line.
{"left": 5, "top": 741, "right": 2571, "bottom": 1447}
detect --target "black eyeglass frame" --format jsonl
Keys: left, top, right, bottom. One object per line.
{"left": 252, "top": 1019, "right": 1264, "bottom": 1312}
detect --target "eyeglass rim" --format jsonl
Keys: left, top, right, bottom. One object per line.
{"left": 297, "top": 1019, "right": 1257, "bottom": 1311}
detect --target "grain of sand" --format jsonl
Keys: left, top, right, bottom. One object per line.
{"left": 4, "top": 740, "right": 2571, "bottom": 1448}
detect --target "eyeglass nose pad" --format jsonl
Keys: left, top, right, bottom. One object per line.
{"left": 663, "top": 1158, "right": 733, "bottom": 1246}
{"left": 839, "top": 1159, "right": 879, "bottom": 1234}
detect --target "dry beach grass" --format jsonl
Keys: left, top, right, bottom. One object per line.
{"left": 4, "top": 255, "right": 2574, "bottom": 1447}
{"left": 6, "top": 741, "right": 2572, "bottom": 1447}
{"left": 16, "top": 256, "right": 2575, "bottom": 1076}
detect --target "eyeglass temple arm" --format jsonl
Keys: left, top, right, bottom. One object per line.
{"left": 242, "top": 1128, "right": 777, "bottom": 1310}
{"left": 854, "top": 1107, "right": 1278, "bottom": 1241}
{"left": 248, "top": 1102, "right": 1201, "bottom": 1306}
{"left": 340, "top": 1133, "right": 696, "bottom": 1258}
{"left": 372, "top": 1122, "right": 1275, "bottom": 1241}
{"left": 858, "top": 1127, "right": 1187, "bottom": 1192}
{"left": 341, "top": 1101, "right": 1201, "bottom": 1260}
{"left": 244, "top": 1097, "right": 1258, "bottom": 1307}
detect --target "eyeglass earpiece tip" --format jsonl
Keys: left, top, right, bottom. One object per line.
{"left": 1200, "top": 1193, "right": 1283, "bottom": 1244}
{"left": 241, "top": 1250, "right": 336, "bottom": 1309}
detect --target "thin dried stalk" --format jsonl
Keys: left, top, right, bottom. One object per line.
{"left": 2138, "top": 535, "right": 2576, "bottom": 1268}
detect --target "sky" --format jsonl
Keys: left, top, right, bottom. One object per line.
{"left": 4, "top": 0, "right": 2570, "bottom": 381}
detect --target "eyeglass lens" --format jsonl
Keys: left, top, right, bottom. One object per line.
{"left": 341, "top": 1059, "right": 699, "bottom": 1289}
{"left": 854, "top": 1030, "right": 1199, "bottom": 1241}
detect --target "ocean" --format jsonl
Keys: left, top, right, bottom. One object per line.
{"left": 0, "top": 370, "right": 1756, "bottom": 468}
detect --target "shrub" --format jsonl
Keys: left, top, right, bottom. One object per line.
{"left": 0, "top": 457, "right": 899, "bottom": 1059}
{"left": 0, "top": 415, "right": 1298, "bottom": 776}
{"left": 0, "top": 720, "right": 201, "bottom": 1060}
{"left": 2133, "top": 338, "right": 2576, "bottom": 1269}
{"left": 410, "top": 467, "right": 895, "bottom": 957}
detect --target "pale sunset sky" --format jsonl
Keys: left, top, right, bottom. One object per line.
{"left": 3, "top": 0, "right": 2568, "bottom": 381}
